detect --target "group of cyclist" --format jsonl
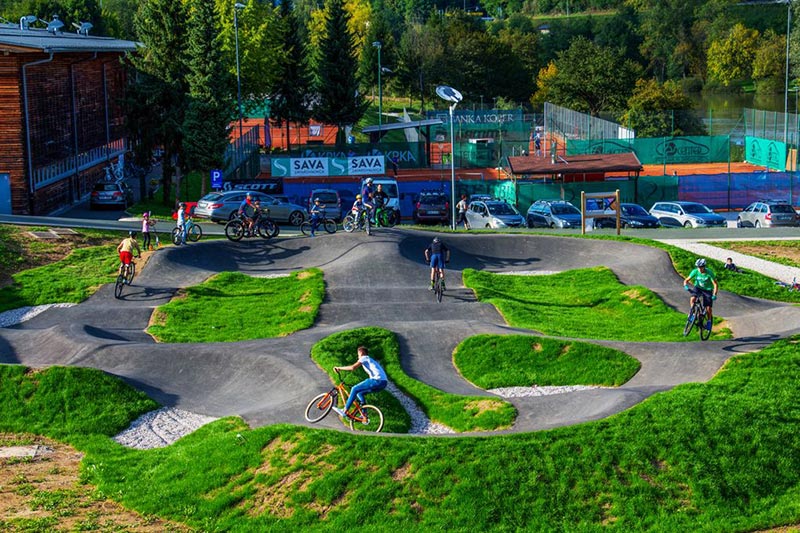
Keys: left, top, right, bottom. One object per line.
{"left": 349, "top": 177, "right": 391, "bottom": 229}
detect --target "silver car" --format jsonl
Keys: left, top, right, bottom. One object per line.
{"left": 195, "top": 190, "right": 307, "bottom": 225}
{"left": 736, "top": 200, "right": 799, "bottom": 228}
{"left": 648, "top": 201, "right": 727, "bottom": 228}
{"left": 465, "top": 200, "right": 526, "bottom": 228}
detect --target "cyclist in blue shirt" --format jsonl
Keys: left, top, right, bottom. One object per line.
{"left": 424, "top": 236, "right": 450, "bottom": 290}
{"left": 308, "top": 197, "right": 325, "bottom": 236}
{"left": 332, "top": 346, "right": 388, "bottom": 418}
{"left": 238, "top": 192, "right": 256, "bottom": 235}
{"left": 361, "top": 178, "right": 375, "bottom": 220}
{"left": 683, "top": 258, "right": 719, "bottom": 331}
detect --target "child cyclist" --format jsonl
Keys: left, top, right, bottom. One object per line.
{"left": 116, "top": 231, "right": 141, "bottom": 282}
{"left": 683, "top": 258, "right": 718, "bottom": 331}
{"left": 424, "top": 236, "right": 450, "bottom": 290}
{"left": 332, "top": 346, "right": 388, "bottom": 418}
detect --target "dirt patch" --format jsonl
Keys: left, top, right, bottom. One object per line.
{"left": 0, "top": 433, "right": 191, "bottom": 531}
{"left": 391, "top": 462, "right": 414, "bottom": 482}
{"left": 465, "top": 399, "right": 501, "bottom": 416}
{"left": 296, "top": 271, "right": 313, "bottom": 280}
{"left": 622, "top": 288, "right": 650, "bottom": 306}
{"left": 531, "top": 343, "right": 542, "bottom": 352}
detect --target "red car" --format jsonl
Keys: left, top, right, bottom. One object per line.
{"left": 171, "top": 202, "right": 197, "bottom": 220}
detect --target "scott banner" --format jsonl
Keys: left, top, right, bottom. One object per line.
{"left": 271, "top": 156, "right": 385, "bottom": 177}
{"left": 745, "top": 136, "right": 787, "bottom": 171}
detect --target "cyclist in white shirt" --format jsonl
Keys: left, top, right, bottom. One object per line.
{"left": 332, "top": 346, "right": 388, "bottom": 417}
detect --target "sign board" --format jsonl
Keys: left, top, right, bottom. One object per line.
{"left": 745, "top": 136, "right": 787, "bottom": 171}
{"left": 271, "top": 156, "right": 385, "bottom": 177}
{"left": 210, "top": 169, "right": 223, "bottom": 189}
{"left": 309, "top": 124, "right": 322, "bottom": 136}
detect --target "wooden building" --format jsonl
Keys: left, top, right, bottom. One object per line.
{"left": 0, "top": 21, "right": 137, "bottom": 215}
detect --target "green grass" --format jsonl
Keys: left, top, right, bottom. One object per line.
{"left": 128, "top": 169, "right": 205, "bottom": 219}
{"left": 462, "top": 266, "right": 730, "bottom": 341}
{"left": 0, "top": 245, "right": 119, "bottom": 313}
{"left": 709, "top": 240, "right": 800, "bottom": 269}
{"left": 3, "top": 335, "right": 800, "bottom": 530}
{"left": 147, "top": 270, "right": 325, "bottom": 343}
{"left": 454, "top": 334, "right": 640, "bottom": 389}
{"left": 311, "top": 327, "right": 516, "bottom": 432}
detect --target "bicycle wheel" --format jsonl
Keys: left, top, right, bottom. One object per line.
{"left": 224, "top": 220, "right": 244, "bottom": 242}
{"left": 343, "top": 215, "right": 356, "bottom": 233}
{"left": 266, "top": 218, "right": 280, "bottom": 238}
{"left": 171, "top": 228, "right": 181, "bottom": 245}
{"left": 323, "top": 219, "right": 337, "bottom": 234}
{"left": 187, "top": 223, "right": 202, "bottom": 242}
{"left": 304, "top": 392, "right": 335, "bottom": 423}
{"left": 258, "top": 220, "right": 277, "bottom": 239}
{"left": 349, "top": 404, "right": 384, "bottom": 432}
{"left": 114, "top": 274, "right": 125, "bottom": 299}
{"left": 300, "top": 221, "right": 312, "bottom": 236}
{"left": 682, "top": 306, "right": 698, "bottom": 337}
{"left": 435, "top": 278, "right": 443, "bottom": 303}
{"left": 126, "top": 262, "right": 135, "bottom": 285}
{"left": 386, "top": 209, "right": 399, "bottom": 227}
{"left": 699, "top": 312, "right": 712, "bottom": 341}
{"left": 364, "top": 214, "right": 371, "bottom": 236}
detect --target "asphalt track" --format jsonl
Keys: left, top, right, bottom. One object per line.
{"left": 2, "top": 229, "right": 799, "bottom": 435}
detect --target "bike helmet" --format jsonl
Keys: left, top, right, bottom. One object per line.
{"left": 356, "top": 194, "right": 362, "bottom": 200}
{"left": 314, "top": 197, "right": 321, "bottom": 202}
{"left": 366, "top": 177, "right": 373, "bottom": 184}
{"left": 695, "top": 258, "right": 706, "bottom": 268}
{"left": 128, "top": 230, "right": 137, "bottom": 238}
{"left": 433, "top": 236, "right": 440, "bottom": 243}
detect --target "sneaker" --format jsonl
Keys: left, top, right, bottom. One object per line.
{"left": 441, "top": 281, "right": 446, "bottom": 290}
{"left": 331, "top": 406, "right": 346, "bottom": 418}
{"left": 429, "top": 282, "right": 434, "bottom": 291}
{"left": 705, "top": 320, "right": 712, "bottom": 331}
{"left": 309, "top": 233, "right": 315, "bottom": 237}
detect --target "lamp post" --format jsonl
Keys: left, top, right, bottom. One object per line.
{"left": 372, "top": 41, "right": 382, "bottom": 136}
{"left": 436, "top": 85, "right": 463, "bottom": 230}
{"left": 785, "top": 0, "right": 793, "bottom": 144}
{"left": 234, "top": 2, "right": 246, "bottom": 145}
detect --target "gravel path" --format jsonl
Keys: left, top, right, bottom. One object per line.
{"left": 0, "top": 304, "right": 76, "bottom": 327}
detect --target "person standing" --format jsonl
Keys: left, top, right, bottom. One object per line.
{"left": 176, "top": 203, "right": 187, "bottom": 245}
{"left": 456, "top": 194, "right": 470, "bottom": 230}
{"left": 141, "top": 211, "right": 154, "bottom": 250}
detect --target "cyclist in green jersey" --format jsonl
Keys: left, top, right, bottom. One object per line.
{"left": 683, "top": 258, "right": 719, "bottom": 331}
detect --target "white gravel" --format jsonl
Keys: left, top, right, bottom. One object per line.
{"left": 113, "top": 407, "right": 218, "bottom": 449}
{"left": 385, "top": 382, "right": 455, "bottom": 435}
{"left": 496, "top": 270, "right": 562, "bottom": 276}
{"left": 0, "top": 303, "right": 76, "bottom": 327}
{"left": 489, "top": 385, "right": 604, "bottom": 398}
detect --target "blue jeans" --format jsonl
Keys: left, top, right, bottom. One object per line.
{"left": 344, "top": 378, "right": 387, "bottom": 412}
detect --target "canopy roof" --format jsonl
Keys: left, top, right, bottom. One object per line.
{"left": 508, "top": 152, "right": 643, "bottom": 176}
{"left": 0, "top": 23, "right": 138, "bottom": 53}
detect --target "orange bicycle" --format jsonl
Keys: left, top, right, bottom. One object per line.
{"left": 304, "top": 369, "right": 384, "bottom": 432}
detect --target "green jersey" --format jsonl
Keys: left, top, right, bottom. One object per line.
{"left": 688, "top": 267, "right": 716, "bottom": 291}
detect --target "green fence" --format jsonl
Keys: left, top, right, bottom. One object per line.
{"left": 567, "top": 135, "right": 730, "bottom": 165}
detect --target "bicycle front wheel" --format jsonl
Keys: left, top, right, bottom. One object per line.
{"left": 699, "top": 313, "right": 712, "bottom": 341}
{"left": 364, "top": 215, "right": 371, "bottom": 236}
{"left": 126, "top": 263, "right": 136, "bottom": 285}
{"left": 114, "top": 274, "right": 125, "bottom": 299}
{"left": 304, "top": 392, "right": 335, "bottom": 423}
{"left": 300, "top": 221, "right": 312, "bottom": 236}
{"left": 323, "top": 219, "right": 337, "bottom": 234}
{"left": 187, "top": 224, "right": 202, "bottom": 242}
{"left": 343, "top": 215, "right": 356, "bottom": 233}
{"left": 435, "top": 279, "right": 443, "bottom": 303}
{"left": 258, "top": 219, "right": 277, "bottom": 239}
{"left": 683, "top": 306, "right": 698, "bottom": 337}
{"left": 349, "top": 404, "right": 383, "bottom": 432}
{"left": 171, "top": 228, "right": 181, "bottom": 245}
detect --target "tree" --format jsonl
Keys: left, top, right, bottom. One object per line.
{"left": 395, "top": 18, "right": 445, "bottom": 113}
{"left": 620, "top": 78, "right": 705, "bottom": 137}
{"left": 270, "top": 0, "right": 314, "bottom": 151}
{"left": 182, "top": 0, "right": 232, "bottom": 195}
{"left": 753, "top": 29, "right": 786, "bottom": 93}
{"left": 313, "top": 0, "right": 368, "bottom": 145}
{"left": 130, "top": 0, "right": 188, "bottom": 205}
{"left": 706, "top": 23, "right": 760, "bottom": 87}
{"left": 532, "top": 37, "right": 640, "bottom": 115}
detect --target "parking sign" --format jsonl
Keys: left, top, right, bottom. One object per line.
{"left": 210, "top": 169, "right": 223, "bottom": 189}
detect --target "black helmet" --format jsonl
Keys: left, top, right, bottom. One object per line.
{"left": 433, "top": 236, "right": 440, "bottom": 243}
{"left": 128, "top": 230, "right": 137, "bottom": 238}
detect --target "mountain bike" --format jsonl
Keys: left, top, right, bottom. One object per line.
{"left": 171, "top": 217, "right": 202, "bottom": 245}
{"left": 303, "top": 369, "right": 384, "bottom": 432}
{"left": 114, "top": 259, "right": 136, "bottom": 299}
{"left": 432, "top": 265, "right": 444, "bottom": 303}
{"left": 683, "top": 284, "right": 713, "bottom": 341}
{"left": 375, "top": 206, "right": 399, "bottom": 227}
{"left": 225, "top": 213, "right": 279, "bottom": 242}
{"left": 300, "top": 209, "right": 337, "bottom": 235}
{"left": 342, "top": 208, "right": 371, "bottom": 235}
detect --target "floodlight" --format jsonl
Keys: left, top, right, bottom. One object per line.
{"left": 436, "top": 85, "right": 463, "bottom": 104}
{"left": 46, "top": 15, "right": 64, "bottom": 34}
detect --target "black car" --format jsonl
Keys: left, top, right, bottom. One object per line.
{"left": 595, "top": 203, "right": 661, "bottom": 229}
{"left": 89, "top": 181, "right": 133, "bottom": 209}
{"left": 413, "top": 191, "right": 450, "bottom": 224}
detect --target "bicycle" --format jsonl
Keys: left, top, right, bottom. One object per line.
{"left": 114, "top": 259, "right": 137, "bottom": 299}
{"left": 682, "top": 284, "right": 713, "bottom": 341}
{"left": 300, "top": 209, "right": 337, "bottom": 236}
{"left": 171, "top": 217, "right": 203, "bottom": 245}
{"left": 342, "top": 208, "right": 371, "bottom": 235}
{"left": 375, "top": 206, "right": 399, "bottom": 228}
{"left": 775, "top": 277, "right": 800, "bottom": 291}
{"left": 303, "top": 369, "right": 384, "bottom": 432}
{"left": 225, "top": 212, "right": 278, "bottom": 242}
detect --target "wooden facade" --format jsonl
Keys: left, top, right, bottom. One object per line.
{"left": 0, "top": 24, "right": 136, "bottom": 215}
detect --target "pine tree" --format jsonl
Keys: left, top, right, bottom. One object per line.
{"left": 313, "top": 0, "right": 368, "bottom": 146}
{"left": 183, "top": 0, "right": 233, "bottom": 195}
{"left": 270, "top": 0, "right": 313, "bottom": 152}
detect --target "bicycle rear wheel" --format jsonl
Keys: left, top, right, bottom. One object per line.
{"left": 114, "top": 274, "right": 125, "bottom": 299}
{"left": 187, "top": 224, "right": 202, "bottom": 242}
{"left": 682, "top": 306, "right": 697, "bottom": 336}
{"left": 349, "top": 404, "right": 384, "bottom": 432}
{"left": 304, "top": 392, "right": 335, "bottom": 423}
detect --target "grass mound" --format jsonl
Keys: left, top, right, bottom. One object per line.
{"left": 147, "top": 269, "right": 325, "bottom": 343}
{"left": 311, "top": 327, "right": 516, "bottom": 432}
{"left": 454, "top": 334, "right": 640, "bottom": 389}
{"left": 463, "top": 266, "right": 730, "bottom": 341}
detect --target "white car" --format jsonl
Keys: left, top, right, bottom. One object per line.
{"left": 465, "top": 200, "right": 526, "bottom": 228}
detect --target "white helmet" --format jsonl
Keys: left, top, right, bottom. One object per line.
{"left": 695, "top": 258, "right": 706, "bottom": 267}
{"left": 366, "top": 178, "right": 373, "bottom": 184}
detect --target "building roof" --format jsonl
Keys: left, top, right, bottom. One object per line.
{"left": 0, "top": 23, "right": 138, "bottom": 53}
{"left": 508, "top": 152, "right": 643, "bottom": 176}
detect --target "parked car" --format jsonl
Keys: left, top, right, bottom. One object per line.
{"left": 466, "top": 199, "right": 526, "bottom": 228}
{"left": 648, "top": 201, "right": 726, "bottom": 228}
{"left": 413, "top": 190, "right": 450, "bottom": 225}
{"left": 89, "top": 180, "right": 133, "bottom": 209}
{"left": 736, "top": 200, "right": 799, "bottom": 228}
{"left": 171, "top": 201, "right": 197, "bottom": 220}
{"left": 195, "top": 190, "right": 307, "bottom": 225}
{"left": 594, "top": 203, "right": 661, "bottom": 229}
{"left": 308, "top": 189, "right": 343, "bottom": 222}
{"left": 469, "top": 193, "right": 494, "bottom": 203}
{"left": 526, "top": 199, "right": 583, "bottom": 229}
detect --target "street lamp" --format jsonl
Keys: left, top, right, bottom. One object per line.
{"left": 234, "top": 2, "right": 246, "bottom": 144}
{"left": 372, "top": 41, "right": 382, "bottom": 135}
{"left": 784, "top": 0, "right": 796, "bottom": 144}
{"left": 436, "top": 85, "right": 463, "bottom": 231}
